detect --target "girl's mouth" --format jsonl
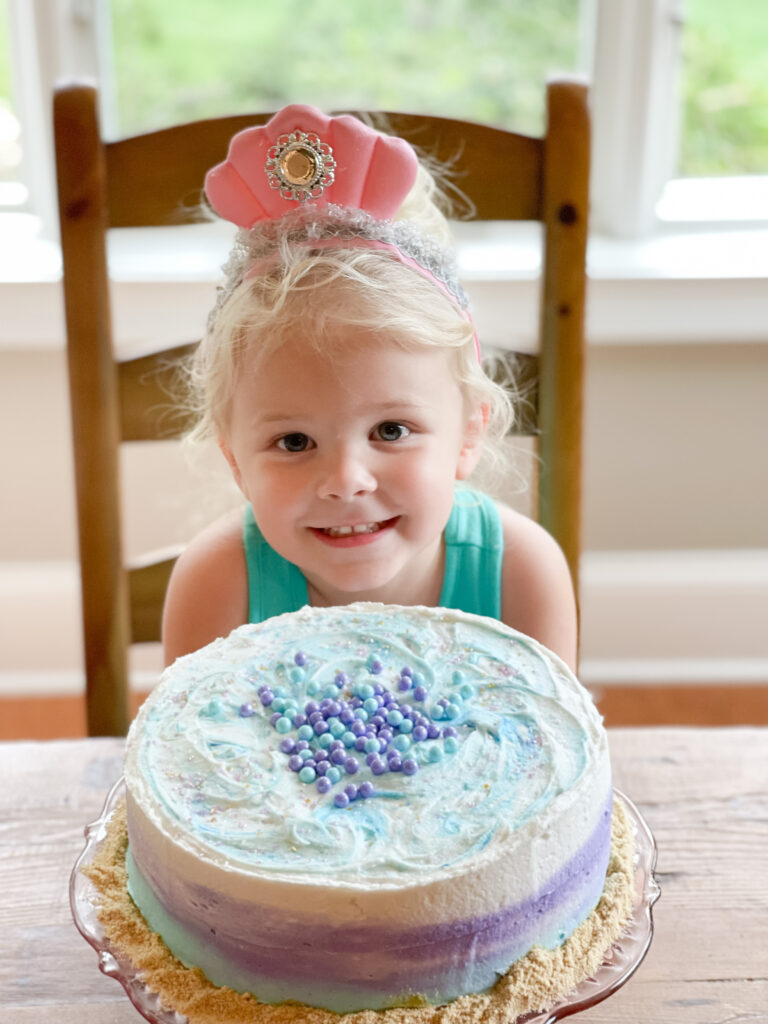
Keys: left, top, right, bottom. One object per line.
{"left": 311, "top": 517, "right": 399, "bottom": 546}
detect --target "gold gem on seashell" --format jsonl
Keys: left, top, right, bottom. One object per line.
{"left": 265, "top": 130, "right": 336, "bottom": 202}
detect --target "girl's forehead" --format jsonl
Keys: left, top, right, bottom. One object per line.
{"left": 236, "top": 331, "right": 462, "bottom": 409}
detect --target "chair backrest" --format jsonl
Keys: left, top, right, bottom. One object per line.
{"left": 54, "top": 81, "right": 589, "bottom": 736}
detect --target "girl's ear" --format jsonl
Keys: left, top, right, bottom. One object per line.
{"left": 218, "top": 437, "right": 245, "bottom": 493}
{"left": 456, "top": 403, "right": 490, "bottom": 480}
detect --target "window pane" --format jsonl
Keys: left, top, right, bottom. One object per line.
{"left": 0, "top": 0, "right": 25, "bottom": 205}
{"left": 680, "top": 0, "right": 768, "bottom": 175}
{"left": 107, "top": 0, "right": 584, "bottom": 139}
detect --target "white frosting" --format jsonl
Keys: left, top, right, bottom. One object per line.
{"left": 125, "top": 604, "right": 610, "bottom": 928}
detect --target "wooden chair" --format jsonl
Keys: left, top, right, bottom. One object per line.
{"left": 54, "top": 81, "right": 589, "bottom": 736}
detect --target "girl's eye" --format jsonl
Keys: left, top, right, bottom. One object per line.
{"left": 374, "top": 422, "right": 410, "bottom": 442}
{"left": 276, "top": 433, "right": 312, "bottom": 453}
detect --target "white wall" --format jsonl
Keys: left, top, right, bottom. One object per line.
{"left": 1, "top": 231, "right": 767, "bottom": 694}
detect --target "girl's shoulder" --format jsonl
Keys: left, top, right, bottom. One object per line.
{"left": 161, "top": 507, "right": 248, "bottom": 665}
{"left": 495, "top": 503, "right": 578, "bottom": 671}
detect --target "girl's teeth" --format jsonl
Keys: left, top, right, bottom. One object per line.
{"left": 326, "top": 522, "right": 381, "bottom": 537}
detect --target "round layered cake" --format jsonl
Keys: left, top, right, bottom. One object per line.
{"left": 124, "top": 603, "right": 613, "bottom": 1014}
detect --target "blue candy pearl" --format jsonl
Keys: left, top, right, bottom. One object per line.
{"left": 297, "top": 724, "right": 314, "bottom": 741}
{"left": 444, "top": 736, "right": 460, "bottom": 753}
{"left": 326, "top": 766, "right": 343, "bottom": 784}
{"left": 275, "top": 716, "right": 293, "bottom": 734}
{"left": 299, "top": 766, "right": 316, "bottom": 783}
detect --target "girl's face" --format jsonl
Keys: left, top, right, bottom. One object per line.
{"left": 220, "top": 329, "right": 486, "bottom": 608}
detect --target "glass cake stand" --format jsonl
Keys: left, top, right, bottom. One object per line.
{"left": 71, "top": 780, "right": 660, "bottom": 1024}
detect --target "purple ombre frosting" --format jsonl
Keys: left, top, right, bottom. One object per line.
{"left": 124, "top": 603, "right": 613, "bottom": 1012}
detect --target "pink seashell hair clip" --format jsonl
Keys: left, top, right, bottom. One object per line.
{"left": 205, "top": 104, "right": 419, "bottom": 225}
{"left": 204, "top": 104, "right": 479, "bottom": 359}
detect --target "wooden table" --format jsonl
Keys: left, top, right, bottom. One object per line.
{"left": 1, "top": 728, "right": 766, "bottom": 1023}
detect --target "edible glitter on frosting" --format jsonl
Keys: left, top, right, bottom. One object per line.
{"left": 129, "top": 604, "right": 604, "bottom": 882}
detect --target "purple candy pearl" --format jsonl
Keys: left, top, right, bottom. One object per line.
{"left": 402, "top": 758, "right": 419, "bottom": 775}
{"left": 359, "top": 781, "right": 374, "bottom": 798}
{"left": 344, "top": 757, "right": 360, "bottom": 774}
{"left": 334, "top": 792, "right": 350, "bottom": 808}
{"left": 295, "top": 651, "right": 308, "bottom": 666}
{"left": 239, "top": 702, "right": 255, "bottom": 717}
{"left": 316, "top": 776, "right": 332, "bottom": 794}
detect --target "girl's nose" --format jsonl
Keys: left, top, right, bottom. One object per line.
{"left": 316, "top": 447, "right": 377, "bottom": 501}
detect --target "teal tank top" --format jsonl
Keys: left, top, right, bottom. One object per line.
{"left": 243, "top": 487, "right": 503, "bottom": 623}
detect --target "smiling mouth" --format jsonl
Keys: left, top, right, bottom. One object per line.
{"left": 322, "top": 519, "right": 389, "bottom": 537}
{"left": 313, "top": 517, "right": 398, "bottom": 539}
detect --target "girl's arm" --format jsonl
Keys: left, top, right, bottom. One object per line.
{"left": 497, "top": 505, "right": 579, "bottom": 673}
{"left": 161, "top": 508, "right": 249, "bottom": 666}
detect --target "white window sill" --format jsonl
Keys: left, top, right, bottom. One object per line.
{"left": 2, "top": 213, "right": 767, "bottom": 350}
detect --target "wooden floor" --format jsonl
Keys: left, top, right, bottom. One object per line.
{"left": 1, "top": 683, "right": 766, "bottom": 739}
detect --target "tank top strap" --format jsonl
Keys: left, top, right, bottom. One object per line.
{"left": 243, "top": 504, "right": 309, "bottom": 623}
{"left": 438, "top": 488, "right": 503, "bottom": 619}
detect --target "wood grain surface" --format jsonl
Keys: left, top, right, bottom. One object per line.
{"left": 0, "top": 729, "right": 766, "bottom": 1023}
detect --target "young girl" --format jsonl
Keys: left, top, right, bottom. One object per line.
{"left": 162, "top": 104, "right": 577, "bottom": 670}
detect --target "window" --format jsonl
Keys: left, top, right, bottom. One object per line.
{"left": 0, "top": 0, "right": 24, "bottom": 207}
{"left": 680, "top": 0, "right": 768, "bottom": 177}
{"left": 104, "top": 0, "right": 586, "bottom": 139}
{"left": 3, "top": 0, "right": 767, "bottom": 239}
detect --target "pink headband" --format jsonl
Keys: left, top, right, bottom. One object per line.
{"left": 204, "top": 105, "right": 480, "bottom": 358}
